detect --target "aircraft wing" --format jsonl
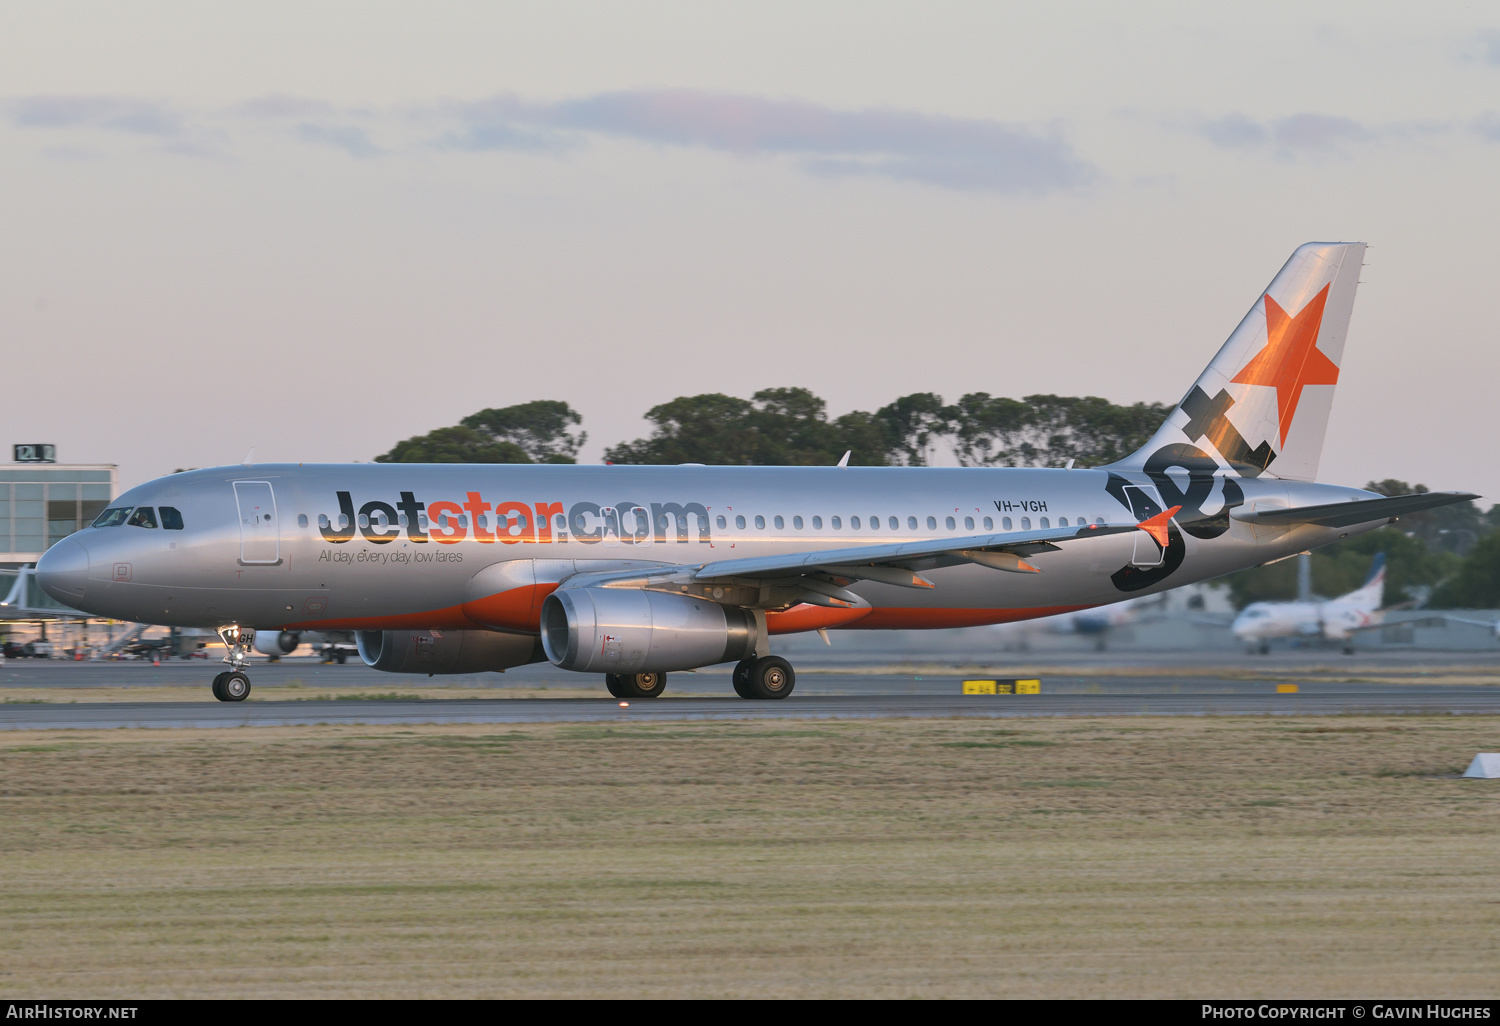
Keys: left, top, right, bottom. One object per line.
{"left": 1231, "top": 491, "right": 1478, "bottom": 529}
{"left": 694, "top": 508, "right": 1178, "bottom": 584}
{"left": 557, "top": 508, "right": 1180, "bottom": 610}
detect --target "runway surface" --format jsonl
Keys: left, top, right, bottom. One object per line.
{"left": 3, "top": 654, "right": 1500, "bottom": 729}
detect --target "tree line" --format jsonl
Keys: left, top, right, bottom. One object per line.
{"left": 373, "top": 394, "right": 1500, "bottom": 610}
{"left": 374, "top": 389, "right": 1172, "bottom": 469}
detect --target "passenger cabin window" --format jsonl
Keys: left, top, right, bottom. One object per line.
{"left": 736, "top": 515, "right": 746, "bottom": 529}
{"left": 160, "top": 507, "right": 184, "bottom": 530}
{"left": 831, "top": 516, "right": 842, "bottom": 529}
{"left": 1021, "top": 517, "right": 1031, "bottom": 530}
{"left": 716, "top": 515, "right": 727, "bottom": 529}
{"left": 946, "top": 516, "right": 955, "bottom": 530}
{"left": 755, "top": 515, "right": 766, "bottom": 529}
{"left": 812, "top": 516, "right": 822, "bottom": 529}
{"left": 908, "top": 516, "right": 918, "bottom": 530}
{"left": 965, "top": 516, "right": 975, "bottom": 530}
{"left": 92, "top": 507, "right": 132, "bottom": 528}
{"left": 871, "top": 517, "right": 881, "bottom": 531}
{"left": 850, "top": 516, "right": 860, "bottom": 529}
{"left": 793, "top": 516, "right": 803, "bottom": 529}
{"left": 1040, "top": 517, "right": 1050, "bottom": 529}
{"left": 1001, "top": 517, "right": 1011, "bottom": 530}
{"left": 774, "top": 516, "right": 784, "bottom": 530}
{"left": 926, "top": 516, "right": 936, "bottom": 530}
{"left": 1058, "top": 517, "right": 1068, "bottom": 527}
{"left": 1096, "top": 517, "right": 1106, "bottom": 525}
{"left": 984, "top": 517, "right": 994, "bottom": 530}
{"left": 297, "top": 513, "right": 309, "bottom": 529}
{"left": 889, "top": 516, "right": 899, "bottom": 530}
{"left": 126, "top": 507, "right": 158, "bottom": 529}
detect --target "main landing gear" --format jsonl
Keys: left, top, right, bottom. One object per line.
{"left": 211, "top": 626, "right": 255, "bottom": 702}
{"left": 732, "top": 656, "right": 796, "bottom": 700}
{"left": 606, "top": 672, "right": 667, "bottom": 699}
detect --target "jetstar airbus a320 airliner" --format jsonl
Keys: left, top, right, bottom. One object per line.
{"left": 37, "top": 242, "right": 1477, "bottom": 701}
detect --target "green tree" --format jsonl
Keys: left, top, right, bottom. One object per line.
{"left": 950, "top": 393, "right": 1169, "bottom": 468}
{"left": 874, "top": 392, "right": 951, "bottom": 466}
{"left": 460, "top": 400, "right": 586, "bottom": 464}
{"left": 604, "top": 388, "right": 893, "bottom": 466}
{"left": 1430, "top": 530, "right": 1500, "bottom": 608}
{"left": 374, "top": 426, "right": 530, "bottom": 464}
{"left": 1221, "top": 527, "right": 1460, "bottom": 609}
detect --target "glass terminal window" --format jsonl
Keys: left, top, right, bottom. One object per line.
{"left": 92, "top": 507, "right": 133, "bottom": 528}
{"left": 127, "top": 507, "right": 158, "bottom": 528}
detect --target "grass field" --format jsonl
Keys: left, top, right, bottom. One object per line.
{"left": 2, "top": 715, "right": 1498, "bottom": 998}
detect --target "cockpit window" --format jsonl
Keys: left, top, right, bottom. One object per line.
{"left": 126, "top": 507, "right": 159, "bottom": 529}
{"left": 160, "top": 507, "right": 184, "bottom": 530}
{"left": 92, "top": 507, "right": 133, "bottom": 528}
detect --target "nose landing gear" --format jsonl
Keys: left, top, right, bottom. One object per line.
{"left": 211, "top": 670, "right": 251, "bottom": 702}
{"left": 211, "top": 626, "right": 256, "bottom": 702}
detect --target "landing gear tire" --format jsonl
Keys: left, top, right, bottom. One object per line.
{"left": 212, "top": 670, "right": 251, "bottom": 702}
{"left": 744, "top": 656, "right": 795, "bottom": 700}
{"left": 732, "top": 658, "right": 756, "bottom": 699}
{"left": 610, "top": 672, "right": 666, "bottom": 699}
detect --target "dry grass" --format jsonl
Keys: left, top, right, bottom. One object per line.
{"left": 2, "top": 716, "right": 1499, "bottom": 998}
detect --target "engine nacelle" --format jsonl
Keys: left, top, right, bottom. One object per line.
{"left": 356, "top": 628, "right": 544, "bottom": 675}
{"left": 253, "top": 630, "right": 301, "bottom": 656}
{"left": 541, "top": 588, "right": 758, "bottom": 673}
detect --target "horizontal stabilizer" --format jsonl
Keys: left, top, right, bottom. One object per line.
{"left": 1230, "top": 491, "right": 1479, "bottom": 529}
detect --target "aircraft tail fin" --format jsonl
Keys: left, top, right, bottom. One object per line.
{"left": 1342, "top": 552, "right": 1387, "bottom": 610}
{"left": 1110, "top": 242, "right": 1366, "bottom": 482}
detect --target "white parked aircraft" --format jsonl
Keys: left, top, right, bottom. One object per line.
{"left": 1232, "top": 553, "right": 1386, "bottom": 653}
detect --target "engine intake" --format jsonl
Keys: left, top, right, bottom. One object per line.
{"left": 356, "top": 629, "right": 544, "bottom": 675}
{"left": 253, "top": 630, "right": 301, "bottom": 656}
{"left": 541, "top": 588, "right": 758, "bottom": 673}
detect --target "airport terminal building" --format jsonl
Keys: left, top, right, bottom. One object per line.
{"left": 0, "top": 446, "right": 118, "bottom": 570}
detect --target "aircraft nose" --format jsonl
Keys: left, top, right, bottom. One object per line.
{"left": 36, "top": 535, "right": 90, "bottom": 605}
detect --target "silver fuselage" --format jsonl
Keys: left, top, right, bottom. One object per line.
{"left": 37, "top": 463, "right": 1382, "bottom": 640}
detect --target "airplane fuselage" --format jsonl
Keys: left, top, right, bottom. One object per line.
{"left": 42, "top": 462, "right": 1384, "bottom": 636}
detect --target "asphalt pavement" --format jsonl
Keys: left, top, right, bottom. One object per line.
{"left": 3, "top": 653, "right": 1499, "bottom": 729}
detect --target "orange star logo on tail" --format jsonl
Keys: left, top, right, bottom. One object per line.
{"left": 1230, "top": 283, "right": 1339, "bottom": 446}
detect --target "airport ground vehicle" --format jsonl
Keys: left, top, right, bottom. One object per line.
{"left": 36, "top": 243, "right": 1476, "bottom": 701}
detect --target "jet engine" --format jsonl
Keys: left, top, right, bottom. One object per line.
{"left": 253, "top": 631, "right": 301, "bottom": 657}
{"left": 541, "top": 588, "right": 759, "bottom": 673}
{"left": 355, "top": 628, "right": 544, "bottom": 675}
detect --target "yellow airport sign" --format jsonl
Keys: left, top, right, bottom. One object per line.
{"left": 1276, "top": 683, "right": 1299, "bottom": 694}
{"left": 962, "top": 679, "right": 1041, "bottom": 695}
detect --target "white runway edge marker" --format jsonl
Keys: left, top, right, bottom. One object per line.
{"left": 1461, "top": 754, "right": 1500, "bottom": 778}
